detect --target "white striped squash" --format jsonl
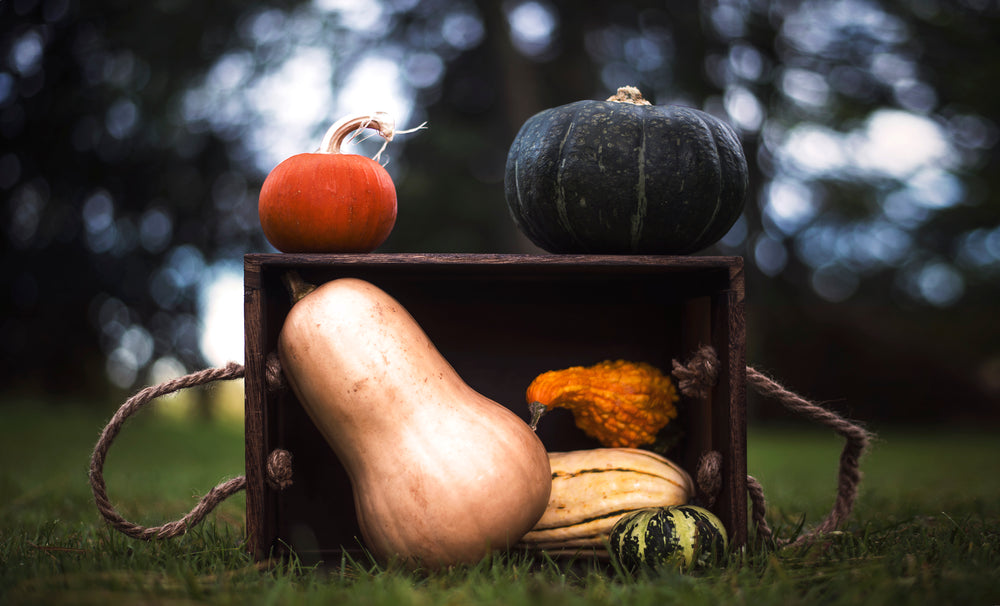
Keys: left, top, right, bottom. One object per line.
{"left": 518, "top": 448, "right": 694, "bottom": 551}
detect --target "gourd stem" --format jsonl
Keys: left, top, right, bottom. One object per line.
{"left": 283, "top": 271, "right": 316, "bottom": 303}
{"left": 606, "top": 86, "right": 652, "bottom": 106}
{"left": 319, "top": 112, "right": 396, "bottom": 155}
{"left": 528, "top": 401, "right": 548, "bottom": 431}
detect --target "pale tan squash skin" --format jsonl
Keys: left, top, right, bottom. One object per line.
{"left": 277, "top": 277, "right": 552, "bottom": 568}
{"left": 519, "top": 448, "right": 694, "bottom": 550}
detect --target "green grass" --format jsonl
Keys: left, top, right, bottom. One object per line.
{"left": 2, "top": 400, "right": 999, "bottom": 605}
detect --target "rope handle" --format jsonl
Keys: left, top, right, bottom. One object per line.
{"left": 673, "top": 346, "right": 874, "bottom": 547}
{"left": 88, "top": 362, "right": 292, "bottom": 540}
{"left": 92, "top": 347, "right": 871, "bottom": 547}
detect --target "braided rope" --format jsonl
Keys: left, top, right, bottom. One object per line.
{"left": 745, "top": 366, "right": 873, "bottom": 545}
{"left": 674, "top": 346, "right": 873, "bottom": 547}
{"left": 88, "top": 362, "right": 292, "bottom": 540}
{"left": 746, "top": 475, "right": 773, "bottom": 543}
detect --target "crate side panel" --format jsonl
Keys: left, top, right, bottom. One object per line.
{"left": 243, "top": 258, "right": 271, "bottom": 559}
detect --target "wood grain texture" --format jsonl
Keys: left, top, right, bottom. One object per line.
{"left": 244, "top": 252, "right": 742, "bottom": 270}
{"left": 722, "top": 258, "right": 748, "bottom": 548}
{"left": 243, "top": 256, "right": 270, "bottom": 560}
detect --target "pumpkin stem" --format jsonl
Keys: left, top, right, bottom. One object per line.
{"left": 528, "top": 401, "right": 549, "bottom": 432}
{"left": 606, "top": 86, "right": 651, "bottom": 106}
{"left": 283, "top": 271, "right": 317, "bottom": 303}
{"left": 320, "top": 112, "right": 398, "bottom": 155}
{"left": 319, "top": 113, "right": 427, "bottom": 163}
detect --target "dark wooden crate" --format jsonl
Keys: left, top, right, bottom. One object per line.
{"left": 244, "top": 253, "right": 746, "bottom": 562}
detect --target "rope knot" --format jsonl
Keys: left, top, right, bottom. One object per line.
{"left": 672, "top": 345, "right": 719, "bottom": 399}
{"left": 265, "top": 352, "right": 287, "bottom": 393}
{"left": 696, "top": 450, "right": 723, "bottom": 508}
{"left": 266, "top": 449, "right": 294, "bottom": 490}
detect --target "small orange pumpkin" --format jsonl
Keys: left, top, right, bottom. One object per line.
{"left": 258, "top": 113, "right": 398, "bottom": 253}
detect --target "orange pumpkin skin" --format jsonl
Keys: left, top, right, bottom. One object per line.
{"left": 258, "top": 152, "right": 397, "bottom": 253}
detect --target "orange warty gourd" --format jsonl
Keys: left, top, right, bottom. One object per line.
{"left": 278, "top": 276, "right": 552, "bottom": 569}
{"left": 526, "top": 360, "right": 679, "bottom": 448}
{"left": 258, "top": 113, "right": 398, "bottom": 253}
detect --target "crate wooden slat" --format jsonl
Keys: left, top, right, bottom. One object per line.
{"left": 244, "top": 253, "right": 746, "bottom": 562}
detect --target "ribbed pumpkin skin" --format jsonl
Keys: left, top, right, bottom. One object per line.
{"left": 259, "top": 152, "right": 397, "bottom": 253}
{"left": 504, "top": 100, "right": 748, "bottom": 254}
{"left": 610, "top": 505, "right": 728, "bottom": 572}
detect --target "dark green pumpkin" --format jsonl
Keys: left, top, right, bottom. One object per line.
{"left": 609, "top": 505, "right": 728, "bottom": 572}
{"left": 504, "top": 87, "right": 748, "bottom": 255}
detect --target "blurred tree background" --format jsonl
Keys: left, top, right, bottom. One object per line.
{"left": 2, "top": 0, "right": 998, "bottom": 424}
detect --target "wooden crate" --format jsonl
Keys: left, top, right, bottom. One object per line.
{"left": 243, "top": 253, "right": 746, "bottom": 562}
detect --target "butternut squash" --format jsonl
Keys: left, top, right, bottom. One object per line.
{"left": 277, "top": 277, "right": 552, "bottom": 568}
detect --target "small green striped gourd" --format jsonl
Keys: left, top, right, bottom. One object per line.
{"left": 519, "top": 448, "right": 694, "bottom": 551}
{"left": 609, "top": 505, "right": 728, "bottom": 572}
